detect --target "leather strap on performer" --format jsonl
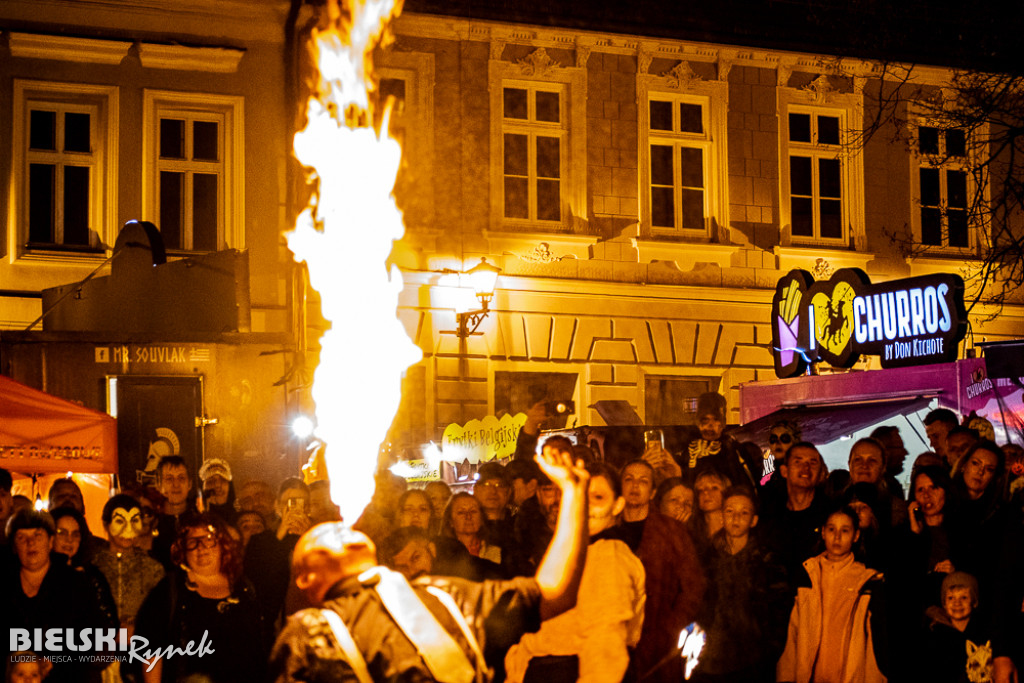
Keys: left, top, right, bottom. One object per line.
{"left": 320, "top": 609, "right": 374, "bottom": 683}
{"left": 361, "top": 567, "right": 477, "bottom": 683}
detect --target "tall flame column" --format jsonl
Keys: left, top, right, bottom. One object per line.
{"left": 286, "top": 0, "right": 421, "bottom": 525}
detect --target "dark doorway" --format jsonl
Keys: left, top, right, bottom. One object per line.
{"left": 113, "top": 376, "right": 204, "bottom": 487}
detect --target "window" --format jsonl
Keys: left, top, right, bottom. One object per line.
{"left": 648, "top": 96, "right": 710, "bottom": 233}
{"left": 377, "top": 51, "right": 436, "bottom": 229}
{"left": 488, "top": 49, "right": 586, "bottom": 233}
{"left": 644, "top": 375, "right": 719, "bottom": 425}
{"left": 494, "top": 370, "right": 579, "bottom": 430}
{"left": 501, "top": 83, "right": 566, "bottom": 223}
{"left": 12, "top": 81, "right": 118, "bottom": 258}
{"left": 913, "top": 124, "right": 971, "bottom": 249}
{"left": 143, "top": 91, "right": 244, "bottom": 252}
{"left": 778, "top": 85, "right": 864, "bottom": 249}
{"left": 638, "top": 68, "right": 728, "bottom": 240}
{"left": 786, "top": 109, "right": 843, "bottom": 241}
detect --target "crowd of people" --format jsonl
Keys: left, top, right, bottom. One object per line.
{"left": 1, "top": 395, "right": 1023, "bottom": 683}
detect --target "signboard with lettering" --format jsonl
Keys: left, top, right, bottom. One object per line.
{"left": 0, "top": 375, "right": 117, "bottom": 474}
{"left": 94, "top": 345, "right": 212, "bottom": 365}
{"left": 771, "top": 268, "right": 967, "bottom": 379}
{"left": 441, "top": 413, "right": 528, "bottom": 465}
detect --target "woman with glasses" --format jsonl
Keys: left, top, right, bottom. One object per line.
{"left": 760, "top": 419, "right": 802, "bottom": 511}
{"left": 131, "top": 514, "right": 267, "bottom": 683}
{"left": 93, "top": 494, "right": 165, "bottom": 636}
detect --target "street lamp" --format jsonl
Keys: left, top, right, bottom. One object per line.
{"left": 456, "top": 257, "right": 501, "bottom": 338}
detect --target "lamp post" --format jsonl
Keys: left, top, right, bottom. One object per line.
{"left": 456, "top": 257, "right": 501, "bottom": 338}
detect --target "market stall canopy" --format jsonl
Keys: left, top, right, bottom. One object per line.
{"left": 730, "top": 395, "right": 932, "bottom": 446}
{"left": 740, "top": 358, "right": 992, "bottom": 424}
{"left": 0, "top": 375, "right": 117, "bottom": 474}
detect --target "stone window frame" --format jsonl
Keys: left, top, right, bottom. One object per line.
{"left": 777, "top": 82, "right": 865, "bottom": 249}
{"left": 10, "top": 80, "right": 119, "bottom": 264}
{"left": 638, "top": 63, "right": 729, "bottom": 241}
{"left": 142, "top": 89, "right": 245, "bottom": 252}
{"left": 378, "top": 50, "right": 436, "bottom": 231}
{"left": 488, "top": 47, "right": 587, "bottom": 234}
{"left": 907, "top": 103, "right": 986, "bottom": 255}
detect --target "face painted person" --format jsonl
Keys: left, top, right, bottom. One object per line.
{"left": 92, "top": 494, "right": 166, "bottom": 633}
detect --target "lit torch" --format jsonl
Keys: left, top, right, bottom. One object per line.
{"left": 642, "top": 622, "right": 706, "bottom": 681}
{"left": 287, "top": 0, "right": 421, "bottom": 525}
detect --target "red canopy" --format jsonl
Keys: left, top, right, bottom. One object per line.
{"left": 0, "top": 375, "right": 117, "bottom": 474}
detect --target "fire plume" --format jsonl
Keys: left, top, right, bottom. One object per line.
{"left": 287, "top": 0, "right": 421, "bottom": 525}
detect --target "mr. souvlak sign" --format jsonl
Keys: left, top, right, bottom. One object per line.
{"left": 771, "top": 268, "right": 966, "bottom": 378}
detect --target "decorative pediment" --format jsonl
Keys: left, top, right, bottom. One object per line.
{"left": 515, "top": 242, "right": 566, "bottom": 264}
{"left": 660, "top": 61, "right": 702, "bottom": 90}
{"left": 515, "top": 48, "right": 562, "bottom": 77}
{"left": 811, "top": 257, "right": 835, "bottom": 280}
{"left": 801, "top": 74, "right": 837, "bottom": 103}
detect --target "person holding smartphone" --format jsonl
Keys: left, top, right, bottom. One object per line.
{"left": 244, "top": 478, "right": 313, "bottom": 628}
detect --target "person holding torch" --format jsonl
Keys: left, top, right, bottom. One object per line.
{"left": 270, "top": 447, "right": 589, "bottom": 683}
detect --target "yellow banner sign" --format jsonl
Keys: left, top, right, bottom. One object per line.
{"left": 442, "top": 413, "right": 527, "bottom": 464}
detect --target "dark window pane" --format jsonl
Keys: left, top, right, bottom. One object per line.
{"left": 63, "top": 166, "right": 90, "bottom": 245}
{"left": 160, "top": 171, "right": 184, "bottom": 249}
{"left": 504, "top": 177, "right": 528, "bottom": 219}
{"left": 537, "top": 179, "right": 560, "bottom": 221}
{"left": 536, "top": 91, "right": 559, "bottom": 123}
{"left": 504, "top": 88, "right": 528, "bottom": 120}
{"left": 789, "top": 113, "right": 811, "bottom": 143}
{"left": 790, "top": 156, "right": 812, "bottom": 196}
{"left": 820, "top": 198, "right": 842, "bottom": 239}
{"left": 947, "top": 170, "right": 967, "bottom": 208}
{"left": 650, "top": 101, "right": 672, "bottom": 131}
{"left": 193, "top": 173, "right": 218, "bottom": 251}
{"left": 536, "top": 136, "right": 560, "bottom": 179}
{"left": 28, "top": 163, "right": 55, "bottom": 243}
{"left": 946, "top": 129, "right": 966, "bottom": 157}
{"left": 64, "top": 113, "right": 91, "bottom": 153}
{"left": 948, "top": 210, "right": 968, "bottom": 247}
{"left": 30, "top": 110, "right": 57, "bottom": 151}
{"left": 819, "top": 158, "right": 841, "bottom": 198}
{"left": 193, "top": 121, "right": 219, "bottom": 162}
{"left": 921, "top": 207, "right": 942, "bottom": 244}
{"left": 680, "top": 147, "right": 703, "bottom": 188}
{"left": 681, "top": 188, "right": 704, "bottom": 230}
{"left": 504, "top": 134, "right": 528, "bottom": 176}
{"left": 680, "top": 103, "right": 703, "bottom": 134}
{"left": 920, "top": 168, "right": 941, "bottom": 206}
{"left": 160, "top": 119, "right": 185, "bottom": 159}
{"left": 651, "top": 187, "right": 674, "bottom": 227}
{"left": 919, "top": 126, "right": 939, "bottom": 155}
{"left": 651, "top": 145, "right": 674, "bottom": 186}
{"left": 791, "top": 197, "right": 813, "bottom": 236}
{"left": 818, "top": 115, "right": 840, "bottom": 145}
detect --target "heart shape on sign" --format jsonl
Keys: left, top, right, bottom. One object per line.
{"left": 811, "top": 281, "right": 856, "bottom": 359}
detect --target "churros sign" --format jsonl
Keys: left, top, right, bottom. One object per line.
{"left": 771, "top": 268, "right": 966, "bottom": 378}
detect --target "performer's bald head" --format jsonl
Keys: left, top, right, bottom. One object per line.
{"left": 293, "top": 523, "right": 378, "bottom": 605}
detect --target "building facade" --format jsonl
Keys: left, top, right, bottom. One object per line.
{"left": 1, "top": 1, "right": 1021, "bottom": 476}
{"left": 380, "top": 9, "right": 1024, "bottom": 449}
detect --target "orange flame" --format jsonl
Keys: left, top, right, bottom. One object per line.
{"left": 287, "top": 0, "right": 421, "bottom": 526}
